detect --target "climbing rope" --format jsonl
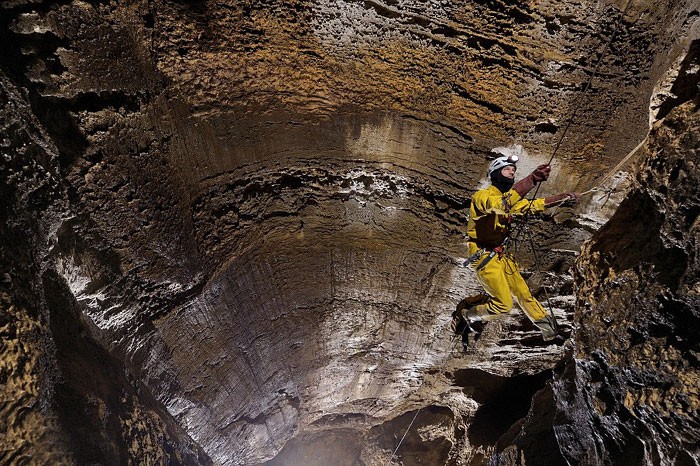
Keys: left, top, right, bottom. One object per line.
{"left": 524, "top": 221, "right": 560, "bottom": 332}
{"left": 391, "top": 3, "right": 636, "bottom": 462}
{"left": 387, "top": 327, "right": 467, "bottom": 464}
{"left": 584, "top": 132, "right": 650, "bottom": 199}
{"left": 389, "top": 408, "right": 421, "bottom": 462}
{"left": 545, "top": 0, "right": 633, "bottom": 167}
{"left": 531, "top": 0, "right": 634, "bottom": 205}
{"left": 511, "top": 0, "right": 635, "bottom": 325}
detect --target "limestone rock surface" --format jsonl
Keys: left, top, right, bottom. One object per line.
{"left": 1, "top": 1, "right": 699, "bottom": 465}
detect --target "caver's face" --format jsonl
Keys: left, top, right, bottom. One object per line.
{"left": 500, "top": 165, "right": 516, "bottom": 179}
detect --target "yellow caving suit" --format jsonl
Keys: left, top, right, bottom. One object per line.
{"left": 466, "top": 185, "right": 547, "bottom": 322}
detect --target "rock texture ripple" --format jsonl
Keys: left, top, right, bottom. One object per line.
{"left": 0, "top": 1, "right": 698, "bottom": 465}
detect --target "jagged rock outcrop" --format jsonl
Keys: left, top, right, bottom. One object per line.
{"left": 559, "top": 92, "right": 700, "bottom": 465}
{"left": 1, "top": 1, "right": 698, "bottom": 465}
{"left": 485, "top": 56, "right": 700, "bottom": 465}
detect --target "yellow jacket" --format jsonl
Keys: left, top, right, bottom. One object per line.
{"left": 467, "top": 185, "right": 546, "bottom": 249}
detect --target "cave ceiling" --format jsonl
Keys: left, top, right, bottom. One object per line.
{"left": 1, "top": 0, "right": 699, "bottom": 465}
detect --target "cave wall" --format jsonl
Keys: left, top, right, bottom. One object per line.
{"left": 1, "top": 1, "right": 699, "bottom": 465}
{"left": 489, "top": 48, "right": 700, "bottom": 465}
{"left": 0, "top": 55, "right": 211, "bottom": 466}
{"left": 558, "top": 85, "right": 700, "bottom": 466}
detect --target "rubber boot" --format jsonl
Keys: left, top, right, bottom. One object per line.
{"left": 534, "top": 315, "right": 559, "bottom": 341}
{"left": 451, "top": 294, "right": 490, "bottom": 335}
{"left": 450, "top": 309, "right": 473, "bottom": 351}
{"left": 463, "top": 306, "right": 493, "bottom": 334}
{"left": 450, "top": 310, "right": 467, "bottom": 335}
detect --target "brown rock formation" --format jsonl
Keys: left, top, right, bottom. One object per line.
{"left": 1, "top": 1, "right": 698, "bottom": 465}
{"left": 490, "top": 60, "right": 700, "bottom": 465}
{"left": 561, "top": 94, "right": 700, "bottom": 465}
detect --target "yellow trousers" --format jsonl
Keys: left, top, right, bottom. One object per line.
{"left": 468, "top": 245, "right": 547, "bottom": 322}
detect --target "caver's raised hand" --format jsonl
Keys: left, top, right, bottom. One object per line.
{"left": 531, "top": 164, "right": 551, "bottom": 182}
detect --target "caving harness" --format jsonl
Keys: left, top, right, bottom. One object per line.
{"left": 464, "top": 236, "right": 511, "bottom": 272}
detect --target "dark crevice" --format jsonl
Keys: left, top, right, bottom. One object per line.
{"left": 534, "top": 121, "right": 559, "bottom": 134}
{"left": 43, "top": 269, "right": 212, "bottom": 465}
{"left": 656, "top": 39, "right": 700, "bottom": 120}
{"left": 545, "top": 18, "right": 562, "bottom": 35}
{"left": 452, "top": 368, "right": 552, "bottom": 447}
{"left": 28, "top": 91, "right": 90, "bottom": 170}
{"left": 450, "top": 83, "right": 504, "bottom": 113}
{"left": 42, "top": 90, "right": 144, "bottom": 113}
{"left": 402, "top": 113, "right": 475, "bottom": 143}
{"left": 308, "top": 413, "right": 368, "bottom": 428}
{"left": 469, "top": 0, "right": 535, "bottom": 25}
{"left": 369, "top": 406, "right": 455, "bottom": 466}
{"left": 363, "top": 0, "right": 405, "bottom": 21}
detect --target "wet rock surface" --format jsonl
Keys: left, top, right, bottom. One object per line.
{"left": 1, "top": 1, "right": 699, "bottom": 465}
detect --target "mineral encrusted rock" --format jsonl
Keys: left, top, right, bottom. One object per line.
{"left": 562, "top": 96, "right": 700, "bottom": 465}
{"left": 488, "top": 85, "right": 700, "bottom": 466}
{"left": 1, "top": 1, "right": 699, "bottom": 465}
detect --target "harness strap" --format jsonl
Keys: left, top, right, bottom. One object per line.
{"left": 463, "top": 248, "right": 485, "bottom": 266}
{"left": 475, "top": 248, "right": 498, "bottom": 272}
{"left": 465, "top": 238, "right": 510, "bottom": 271}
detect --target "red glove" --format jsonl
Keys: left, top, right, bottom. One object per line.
{"left": 513, "top": 164, "right": 551, "bottom": 196}
{"left": 531, "top": 164, "right": 551, "bottom": 183}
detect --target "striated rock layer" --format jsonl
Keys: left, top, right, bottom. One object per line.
{"left": 1, "top": 0, "right": 699, "bottom": 465}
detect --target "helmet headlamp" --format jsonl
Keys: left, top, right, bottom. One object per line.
{"left": 487, "top": 155, "right": 519, "bottom": 177}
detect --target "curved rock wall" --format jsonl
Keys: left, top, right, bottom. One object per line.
{"left": 1, "top": 1, "right": 699, "bottom": 465}
{"left": 0, "top": 67, "right": 210, "bottom": 465}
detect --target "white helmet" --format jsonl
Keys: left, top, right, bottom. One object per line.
{"left": 488, "top": 144, "right": 525, "bottom": 177}
{"left": 487, "top": 154, "right": 518, "bottom": 177}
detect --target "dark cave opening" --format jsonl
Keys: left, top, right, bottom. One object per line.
{"left": 371, "top": 406, "right": 457, "bottom": 466}
{"left": 452, "top": 368, "right": 552, "bottom": 447}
